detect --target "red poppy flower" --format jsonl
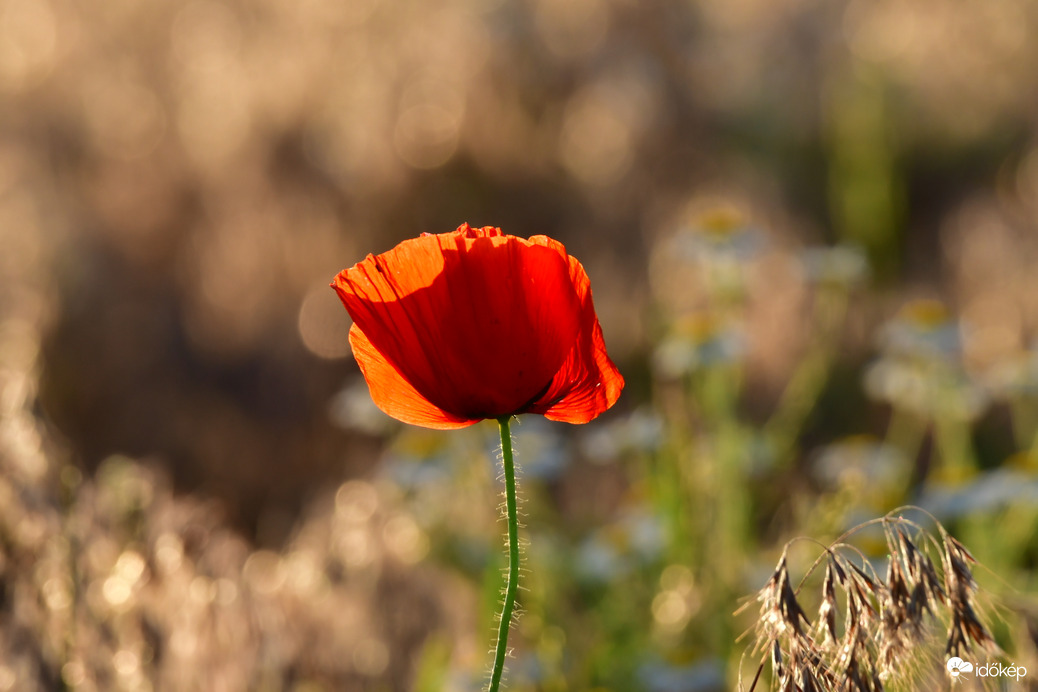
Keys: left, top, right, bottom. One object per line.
{"left": 331, "top": 223, "right": 624, "bottom": 429}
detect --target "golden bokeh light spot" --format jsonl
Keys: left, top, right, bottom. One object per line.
{"left": 189, "top": 575, "right": 216, "bottom": 604}
{"left": 154, "top": 533, "right": 184, "bottom": 574}
{"left": 383, "top": 513, "right": 428, "bottom": 565}
{"left": 652, "top": 590, "right": 688, "bottom": 626}
{"left": 0, "top": 0, "right": 57, "bottom": 92}
{"left": 394, "top": 103, "right": 462, "bottom": 170}
{"left": 284, "top": 550, "right": 320, "bottom": 594}
{"left": 352, "top": 637, "right": 389, "bottom": 676}
{"left": 102, "top": 575, "right": 133, "bottom": 607}
{"left": 115, "top": 550, "right": 146, "bottom": 582}
{"left": 338, "top": 526, "right": 376, "bottom": 569}
{"left": 170, "top": 1, "right": 242, "bottom": 74}
{"left": 659, "top": 563, "right": 694, "bottom": 593}
{"left": 112, "top": 649, "right": 140, "bottom": 677}
{"left": 843, "top": 0, "right": 918, "bottom": 65}
{"left": 243, "top": 550, "right": 286, "bottom": 595}
{"left": 176, "top": 75, "right": 251, "bottom": 171}
{"left": 42, "top": 577, "right": 71, "bottom": 611}
{"left": 298, "top": 285, "right": 352, "bottom": 360}
{"left": 15, "top": 513, "right": 47, "bottom": 546}
{"left": 60, "top": 661, "right": 85, "bottom": 688}
{"left": 335, "top": 481, "right": 378, "bottom": 524}
{"left": 560, "top": 94, "right": 633, "bottom": 187}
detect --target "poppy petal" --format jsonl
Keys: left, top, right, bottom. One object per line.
{"left": 525, "top": 239, "right": 624, "bottom": 423}
{"left": 349, "top": 323, "right": 477, "bottom": 429}
{"left": 333, "top": 224, "right": 583, "bottom": 421}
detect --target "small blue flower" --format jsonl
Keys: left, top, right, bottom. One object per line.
{"left": 580, "top": 408, "right": 664, "bottom": 464}
{"left": 919, "top": 469, "right": 1038, "bottom": 518}
{"left": 653, "top": 315, "right": 746, "bottom": 379}
{"left": 673, "top": 205, "right": 765, "bottom": 264}
{"left": 637, "top": 658, "right": 726, "bottom": 692}
{"left": 878, "top": 299, "right": 962, "bottom": 361}
{"left": 812, "top": 436, "right": 909, "bottom": 490}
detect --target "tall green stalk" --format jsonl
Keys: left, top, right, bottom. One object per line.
{"left": 488, "top": 416, "right": 520, "bottom": 692}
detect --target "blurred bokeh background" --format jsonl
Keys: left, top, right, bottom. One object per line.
{"left": 3, "top": 0, "right": 1038, "bottom": 689}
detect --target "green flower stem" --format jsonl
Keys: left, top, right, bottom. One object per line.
{"left": 765, "top": 285, "right": 848, "bottom": 468}
{"left": 489, "top": 416, "right": 520, "bottom": 692}
{"left": 933, "top": 413, "right": 977, "bottom": 480}
{"left": 884, "top": 407, "right": 926, "bottom": 475}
